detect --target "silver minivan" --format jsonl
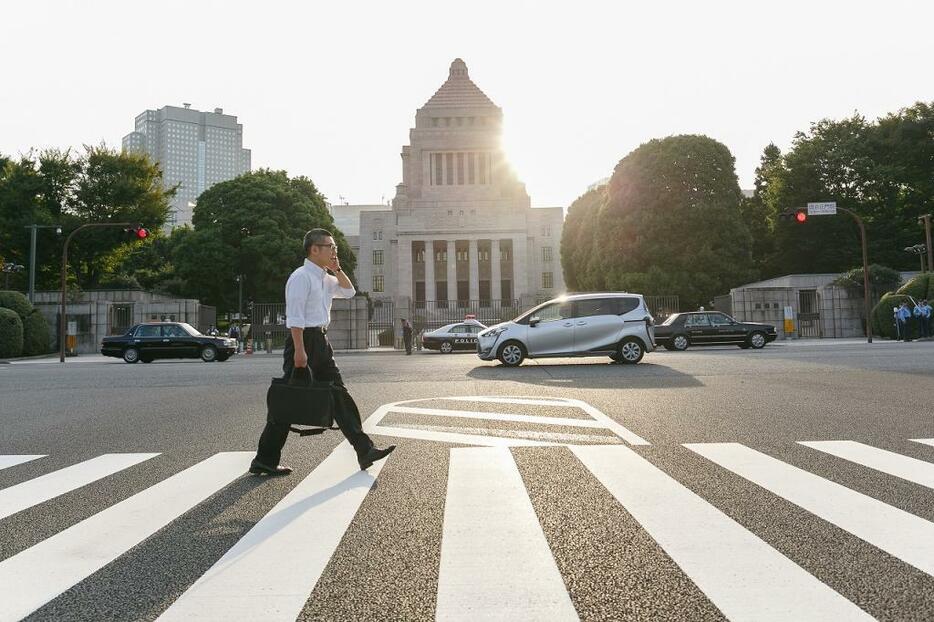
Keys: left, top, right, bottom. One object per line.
{"left": 477, "top": 293, "right": 655, "bottom": 366}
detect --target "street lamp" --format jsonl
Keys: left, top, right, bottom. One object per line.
{"left": 2, "top": 262, "right": 25, "bottom": 289}
{"left": 904, "top": 244, "right": 927, "bottom": 272}
{"left": 23, "top": 224, "right": 63, "bottom": 302}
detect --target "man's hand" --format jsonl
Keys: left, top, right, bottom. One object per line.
{"left": 293, "top": 348, "right": 308, "bottom": 369}
{"left": 328, "top": 254, "right": 341, "bottom": 274}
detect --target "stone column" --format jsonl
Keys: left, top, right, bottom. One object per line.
{"left": 468, "top": 238, "right": 480, "bottom": 301}
{"left": 397, "top": 237, "right": 413, "bottom": 300}
{"left": 424, "top": 239, "right": 436, "bottom": 302}
{"left": 447, "top": 239, "right": 457, "bottom": 306}
{"left": 513, "top": 235, "right": 528, "bottom": 299}
{"left": 490, "top": 238, "right": 501, "bottom": 303}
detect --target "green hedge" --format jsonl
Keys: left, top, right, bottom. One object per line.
{"left": 896, "top": 273, "right": 934, "bottom": 301}
{"left": 0, "top": 290, "right": 32, "bottom": 318}
{"left": 22, "top": 310, "right": 51, "bottom": 356}
{"left": 0, "top": 308, "right": 24, "bottom": 358}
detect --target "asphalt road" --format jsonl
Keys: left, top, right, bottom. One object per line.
{"left": 1, "top": 340, "right": 933, "bottom": 621}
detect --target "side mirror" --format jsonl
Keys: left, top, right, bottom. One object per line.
{"left": 529, "top": 316, "right": 541, "bottom": 327}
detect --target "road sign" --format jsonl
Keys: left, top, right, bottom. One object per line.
{"left": 807, "top": 202, "right": 837, "bottom": 215}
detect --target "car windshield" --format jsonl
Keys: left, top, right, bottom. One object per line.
{"left": 178, "top": 322, "right": 200, "bottom": 336}
{"left": 661, "top": 314, "right": 680, "bottom": 326}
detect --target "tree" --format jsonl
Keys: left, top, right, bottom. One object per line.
{"left": 565, "top": 135, "right": 756, "bottom": 310}
{"left": 560, "top": 185, "right": 606, "bottom": 291}
{"left": 171, "top": 170, "right": 355, "bottom": 310}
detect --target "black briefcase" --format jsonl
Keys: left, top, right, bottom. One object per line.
{"left": 266, "top": 367, "right": 337, "bottom": 435}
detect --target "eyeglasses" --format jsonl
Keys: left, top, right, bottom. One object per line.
{"left": 313, "top": 243, "right": 338, "bottom": 251}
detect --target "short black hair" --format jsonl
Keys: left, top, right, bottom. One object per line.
{"left": 303, "top": 229, "right": 333, "bottom": 255}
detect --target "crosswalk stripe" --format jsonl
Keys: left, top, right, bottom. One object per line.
{"left": 572, "top": 445, "right": 871, "bottom": 621}
{"left": 799, "top": 441, "right": 934, "bottom": 489}
{"left": 0, "top": 453, "right": 159, "bottom": 521}
{"left": 911, "top": 439, "right": 934, "bottom": 449}
{"left": 0, "top": 455, "right": 45, "bottom": 471}
{"left": 442, "top": 396, "right": 577, "bottom": 407}
{"left": 436, "top": 447, "right": 579, "bottom": 621}
{"left": 686, "top": 443, "right": 934, "bottom": 577}
{"left": 389, "top": 405, "right": 606, "bottom": 428}
{"left": 158, "top": 442, "right": 387, "bottom": 621}
{"left": 0, "top": 451, "right": 253, "bottom": 622}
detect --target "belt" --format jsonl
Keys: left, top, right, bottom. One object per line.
{"left": 303, "top": 326, "right": 327, "bottom": 334}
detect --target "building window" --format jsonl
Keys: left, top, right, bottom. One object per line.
{"left": 415, "top": 249, "right": 425, "bottom": 263}
{"left": 501, "top": 249, "right": 510, "bottom": 261}
{"left": 478, "top": 153, "right": 488, "bottom": 184}
{"left": 445, "top": 153, "right": 454, "bottom": 184}
{"left": 456, "top": 153, "right": 465, "bottom": 184}
{"left": 542, "top": 247, "right": 553, "bottom": 262}
{"left": 373, "top": 250, "right": 383, "bottom": 266}
{"left": 468, "top": 153, "right": 476, "bottom": 184}
{"left": 373, "top": 275, "right": 384, "bottom": 292}
{"left": 542, "top": 272, "right": 554, "bottom": 289}
{"left": 434, "top": 153, "right": 443, "bottom": 186}
{"left": 542, "top": 225, "right": 552, "bottom": 237}
{"left": 373, "top": 230, "right": 382, "bottom": 241}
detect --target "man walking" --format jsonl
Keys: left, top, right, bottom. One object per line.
{"left": 401, "top": 319, "right": 413, "bottom": 355}
{"left": 250, "top": 229, "right": 395, "bottom": 476}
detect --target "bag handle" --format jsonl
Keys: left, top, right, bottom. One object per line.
{"left": 288, "top": 366, "right": 312, "bottom": 385}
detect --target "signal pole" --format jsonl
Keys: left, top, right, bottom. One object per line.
{"left": 920, "top": 214, "right": 933, "bottom": 273}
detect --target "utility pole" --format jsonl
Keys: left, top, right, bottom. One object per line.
{"left": 920, "top": 214, "right": 933, "bottom": 272}
{"left": 24, "top": 224, "right": 62, "bottom": 302}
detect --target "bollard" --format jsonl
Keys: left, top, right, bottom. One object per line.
{"left": 266, "top": 331, "right": 272, "bottom": 353}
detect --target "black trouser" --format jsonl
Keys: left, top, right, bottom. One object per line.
{"left": 920, "top": 316, "right": 931, "bottom": 339}
{"left": 403, "top": 334, "right": 412, "bottom": 354}
{"left": 256, "top": 327, "right": 373, "bottom": 466}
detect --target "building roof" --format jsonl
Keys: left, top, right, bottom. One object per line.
{"left": 422, "top": 59, "right": 498, "bottom": 109}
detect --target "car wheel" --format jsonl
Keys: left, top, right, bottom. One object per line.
{"left": 617, "top": 337, "right": 645, "bottom": 364}
{"left": 671, "top": 334, "right": 690, "bottom": 351}
{"left": 748, "top": 332, "right": 767, "bottom": 349}
{"left": 200, "top": 345, "right": 218, "bottom": 362}
{"left": 440, "top": 341, "right": 453, "bottom": 354}
{"left": 498, "top": 341, "right": 526, "bottom": 367}
{"left": 123, "top": 347, "right": 140, "bottom": 364}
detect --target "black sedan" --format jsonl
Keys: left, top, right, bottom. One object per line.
{"left": 421, "top": 321, "right": 487, "bottom": 353}
{"left": 101, "top": 322, "right": 238, "bottom": 363}
{"left": 654, "top": 312, "right": 777, "bottom": 351}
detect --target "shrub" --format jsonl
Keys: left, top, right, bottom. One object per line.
{"left": 871, "top": 294, "right": 919, "bottom": 340}
{"left": 0, "top": 308, "right": 24, "bottom": 358}
{"left": 22, "top": 310, "right": 51, "bottom": 356}
{"left": 832, "top": 265, "right": 902, "bottom": 297}
{"left": 0, "top": 290, "right": 32, "bottom": 318}
{"left": 896, "top": 273, "right": 934, "bottom": 302}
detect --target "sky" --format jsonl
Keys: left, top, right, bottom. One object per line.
{"left": 2, "top": 0, "right": 931, "bottom": 209}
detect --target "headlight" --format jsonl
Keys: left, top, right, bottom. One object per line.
{"left": 480, "top": 326, "right": 508, "bottom": 338}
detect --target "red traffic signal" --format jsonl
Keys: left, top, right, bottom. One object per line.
{"left": 124, "top": 225, "right": 149, "bottom": 240}
{"left": 794, "top": 209, "right": 807, "bottom": 223}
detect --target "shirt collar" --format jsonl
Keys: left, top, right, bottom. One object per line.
{"left": 303, "top": 258, "right": 327, "bottom": 279}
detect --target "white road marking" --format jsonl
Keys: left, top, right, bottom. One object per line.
{"left": 389, "top": 405, "right": 606, "bottom": 428}
{"left": 911, "top": 439, "right": 934, "bottom": 448}
{"left": 436, "top": 447, "right": 579, "bottom": 621}
{"left": 392, "top": 423, "right": 623, "bottom": 445}
{"left": 572, "top": 445, "right": 870, "bottom": 621}
{"left": 0, "top": 452, "right": 253, "bottom": 622}
{"left": 158, "top": 442, "right": 387, "bottom": 622}
{"left": 0, "top": 454, "right": 46, "bottom": 471}
{"left": 0, "top": 453, "right": 159, "bottom": 521}
{"left": 799, "top": 440, "right": 934, "bottom": 489}
{"left": 365, "top": 396, "right": 649, "bottom": 446}
{"left": 686, "top": 442, "right": 934, "bottom": 576}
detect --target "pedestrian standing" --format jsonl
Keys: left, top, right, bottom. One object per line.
{"left": 250, "top": 229, "right": 395, "bottom": 476}
{"left": 896, "top": 301, "right": 912, "bottom": 342}
{"left": 915, "top": 299, "right": 932, "bottom": 339}
{"left": 401, "top": 319, "right": 413, "bottom": 355}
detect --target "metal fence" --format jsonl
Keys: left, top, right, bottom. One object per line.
{"left": 645, "top": 295, "right": 680, "bottom": 320}
{"left": 412, "top": 299, "right": 521, "bottom": 331}
{"left": 368, "top": 299, "right": 396, "bottom": 347}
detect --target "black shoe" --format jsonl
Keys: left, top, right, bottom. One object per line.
{"left": 358, "top": 445, "right": 396, "bottom": 470}
{"left": 249, "top": 459, "right": 293, "bottom": 476}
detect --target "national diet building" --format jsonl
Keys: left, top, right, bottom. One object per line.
{"left": 356, "top": 59, "right": 565, "bottom": 320}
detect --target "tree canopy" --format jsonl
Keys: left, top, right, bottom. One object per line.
{"left": 563, "top": 135, "right": 756, "bottom": 309}
{"left": 168, "top": 170, "right": 356, "bottom": 310}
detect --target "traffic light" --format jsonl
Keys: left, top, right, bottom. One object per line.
{"left": 124, "top": 225, "right": 149, "bottom": 240}
{"left": 780, "top": 209, "right": 808, "bottom": 223}
{"left": 794, "top": 209, "right": 807, "bottom": 223}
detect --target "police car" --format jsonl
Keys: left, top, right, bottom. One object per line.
{"left": 421, "top": 319, "right": 488, "bottom": 353}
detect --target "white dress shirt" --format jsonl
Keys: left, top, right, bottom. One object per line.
{"left": 285, "top": 259, "right": 356, "bottom": 328}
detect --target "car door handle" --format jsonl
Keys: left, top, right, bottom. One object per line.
{"left": 576, "top": 321, "right": 587, "bottom": 325}
{"left": 563, "top": 323, "right": 574, "bottom": 327}
{"left": 162, "top": 339, "right": 170, "bottom": 342}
